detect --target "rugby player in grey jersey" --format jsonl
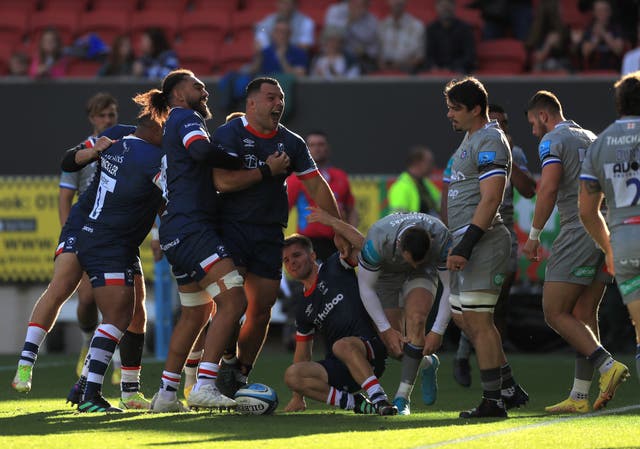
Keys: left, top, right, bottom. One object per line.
{"left": 579, "top": 72, "right": 639, "bottom": 393}
{"left": 524, "top": 90, "right": 629, "bottom": 413}
{"left": 444, "top": 77, "right": 526, "bottom": 418}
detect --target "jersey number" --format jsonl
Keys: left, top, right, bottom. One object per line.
{"left": 89, "top": 171, "right": 116, "bottom": 219}
{"left": 626, "top": 177, "right": 640, "bottom": 206}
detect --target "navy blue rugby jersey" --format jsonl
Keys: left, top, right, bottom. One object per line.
{"left": 295, "top": 253, "right": 378, "bottom": 357}
{"left": 214, "top": 116, "right": 318, "bottom": 227}
{"left": 80, "top": 135, "right": 164, "bottom": 249}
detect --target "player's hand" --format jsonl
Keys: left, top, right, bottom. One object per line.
{"left": 605, "top": 251, "right": 615, "bottom": 276}
{"left": 333, "top": 233, "right": 352, "bottom": 260}
{"left": 380, "top": 327, "right": 405, "bottom": 359}
{"left": 93, "top": 136, "right": 113, "bottom": 155}
{"left": 446, "top": 253, "right": 467, "bottom": 272}
{"left": 307, "top": 206, "right": 335, "bottom": 226}
{"left": 150, "top": 239, "right": 163, "bottom": 262}
{"left": 423, "top": 331, "right": 443, "bottom": 355}
{"left": 284, "top": 394, "right": 306, "bottom": 412}
{"left": 523, "top": 238, "right": 540, "bottom": 262}
{"left": 265, "top": 151, "right": 290, "bottom": 175}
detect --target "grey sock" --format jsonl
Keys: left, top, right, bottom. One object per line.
{"left": 480, "top": 367, "right": 502, "bottom": 400}
{"left": 456, "top": 332, "right": 472, "bottom": 360}
{"left": 575, "top": 352, "right": 595, "bottom": 382}
{"left": 400, "top": 343, "right": 424, "bottom": 386}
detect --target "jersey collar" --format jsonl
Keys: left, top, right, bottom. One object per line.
{"left": 241, "top": 116, "right": 278, "bottom": 139}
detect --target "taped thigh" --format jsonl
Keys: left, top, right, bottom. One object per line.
{"left": 179, "top": 290, "right": 211, "bottom": 307}
{"left": 459, "top": 291, "right": 498, "bottom": 313}
{"left": 205, "top": 269, "right": 244, "bottom": 299}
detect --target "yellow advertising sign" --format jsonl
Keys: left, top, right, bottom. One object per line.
{"left": 0, "top": 176, "right": 154, "bottom": 283}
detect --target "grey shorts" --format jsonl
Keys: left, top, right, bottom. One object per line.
{"left": 375, "top": 268, "right": 438, "bottom": 309}
{"left": 611, "top": 225, "right": 640, "bottom": 305}
{"left": 450, "top": 224, "right": 511, "bottom": 296}
{"left": 546, "top": 226, "right": 610, "bottom": 285}
{"left": 507, "top": 224, "right": 518, "bottom": 274}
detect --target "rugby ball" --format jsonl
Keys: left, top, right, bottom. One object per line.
{"left": 234, "top": 383, "right": 278, "bottom": 415}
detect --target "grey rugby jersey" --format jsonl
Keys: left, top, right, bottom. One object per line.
{"left": 538, "top": 120, "right": 596, "bottom": 229}
{"left": 447, "top": 120, "right": 511, "bottom": 231}
{"left": 581, "top": 116, "right": 640, "bottom": 229}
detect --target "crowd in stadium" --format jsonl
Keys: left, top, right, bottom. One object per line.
{"left": 1, "top": 0, "right": 640, "bottom": 79}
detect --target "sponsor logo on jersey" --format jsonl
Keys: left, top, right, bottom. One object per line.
{"left": 612, "top": 161, "right": 640, "bottom": 173}
{"left": 160, "top": 238, "right": 180, "bottom": 251}
{"left": 619, "top": 258, "right": 640, "bottom": 268}
{"left": 619, "top": 274, "right": 640, "bottom": 296}
{"left": 317, "top": 280, "right": 328, "bottom": 295}
{"left": 493, "top": 273, "right": 505, "bottom": 286}
{"left": 450, "top": 169, "right": 466, "bottom": 181}
{"left": 242, "top": 138, "right": 255, "bottom": 148}
{"left": 539, "top": 140, "right": 551, "bottom": 159}
{"left": 606, "top": 134, "right": 640, "bottom": 146}
{"left": 244, "top": 154, "right": 258, "bottom": 169}
{"left": 82, "top": 226, "right": 93, "bottom": 233}
{"left": 313, "top": 293, "right": 344, "bottom": 328}
{"left": 572, "top": 266, "right": 597, "bottom": 278}
{"left": 478, "top": 151, "right": 496, "bottom": 165}
{"left": 305, "top": 303, "right": 313, "bottom": 316}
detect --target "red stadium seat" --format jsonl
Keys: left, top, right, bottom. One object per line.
{"left": 140, "top": 0, "right": 189, "bottom": 12}
{"left": 78, "top": 10, "right": 130, "bottom": 46}
{"left": 0, "top": 9, "right": 29, "bottom": 47}
{"left": 560, "top": 0, "right": 592, "bottom": 30}
{"left": 92, "top": 0, "right": 140, "bottom": 12}
{"left": 130, "top": 9, "right": 179, "bottom": 41}
{"left": 174, "top": 41, "right": 217, "bottom": 75}
{"left": 230, "top": 8, "right": 265, "bottom": 42}
{"left": 66, "top": 58, "right": 101, "bottom": 77}
{"left": 30, "top": 9, "right": 80, "bottom": 45}
{"left": 406, "top": 3, "right": 436, "bottom": 24}
{"left": 39, "top": 0, "right": 90, "bottom": 11}
{"left": 476, "top": 38, "right": 527, "bottom": 74}
{"left": 190, "top": 0, "right": 239, "bottom": 13}
{"left": 216, "top": 37, "right": 255, "bottom": 72}
{"left": 456, "top": 6, "right": 484, "bottom": 42}
{"left": 179, "top": 8, "right": 230, "bottom": 47}
{"left": 0, "top": 0, "right": 38, "bottom": 12}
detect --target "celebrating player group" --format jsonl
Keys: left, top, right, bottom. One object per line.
{"left": 11, "top": 68, "right": 640, "bottom": 419}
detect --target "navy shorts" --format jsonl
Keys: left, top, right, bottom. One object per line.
{"left": 220, "top": 221, "right": 283, "bottom": 280}
{"left": 318, "top": 336, "right": 387, "bottom": 393}
{"left": 161, "top": 227, "right": 231, "bottom": 286}
{"left": 54, "top": 211, "right": 85, "bottom": 259}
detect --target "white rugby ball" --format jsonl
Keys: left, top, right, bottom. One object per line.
{"left": 234, "top": 383, "right": 278, "bottom": 415}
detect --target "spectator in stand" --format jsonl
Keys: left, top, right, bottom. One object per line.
{"left": 525, "top": 0, "right": 572, "bottom": 73}
{"left": 132, "top": 28, "right": 179, "bottom": 79}
{"left": 473, "top": 0, "right": 533, "bottom": 41}
{"left": 325, "top": 0, "right": 379, "bottom": 73}
{"left": 248, "top": 17, "right": 309, "bottom": 77}
{"left": 580, "top": 0, "right": 625, "bottom": 71}
{"left": 98, "top": 35, "right": 134, "bottom": 77}
{"left": 255, "top": 0, "right": 315, "bottom": 53}
{"left": 310, "top": 26, "right": 360, "bottom": 79}
{"left": 377, "top": 0, "right": 425, "bottom": 74}
{"left": 424, "top": 0, "right": 475, "bottom": 74}
{"left": 29, "top": 27, "right": 68, "bottom": 79}
{"left": 8, "top": 51, "right": 30, "bottom": 77}
{"left": 387, "top": 146, "right": 441, "bottom": 218}
{"left": 621, "top": 22, "right": 640, "bottom": 75}
{"left": 287, "top": 130, "right": 358, "bottom": 261}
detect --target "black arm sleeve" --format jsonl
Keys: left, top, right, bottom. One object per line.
{"left": 188, "top": 139, "right": 243, "bottom": 169}
{"left": 60, "top": 143, "right": 88, "bottom": 172}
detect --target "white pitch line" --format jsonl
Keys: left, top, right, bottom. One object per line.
{"left": 412, "top": 404, "right": 640, "bottom": 449}
{"left": 0, "top": 357, "right": 161, "bottom": 372}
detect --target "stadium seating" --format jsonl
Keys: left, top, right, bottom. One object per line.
{"left": 91, "top": 0, "right": 140, "bottom": 12}
{"left": 78, "top": 10, "right": 131, "bottom": 46}
{"left": 130, "top": 9, "right": 179, "bottom": 41}
{"left": 560, "top": 0, "right": 592, "bottom": 31}
{"left": 179, "top": 8, "right": 231, "bottom": 47}
{"left": 216, "top": 38, "right": 255, "bottom": 72}
{"left": 174, "top": 41, "right": 217, "bottom": 75}
{"left": 190, "top": 0, "right": 239, "bottom": 13}
{"left": 66, "top": 58, "right": 101, "bottom": 77}
{"left": 0, "top": 9, "right": 30, "bottom": 47}
{"left": 230, "top": 8, "right": 265, "bottom": 43}
{"left": 140, "top": 0, "right": 190, "bottom": 12}
{"left": 30, "top": 9, "right": 80, "bottom": 45}
{"left": 476, "top": 38, "right": 527, "bottom": 74}
{"left": 39, "top": 0, "right": 90, "bottom": 11}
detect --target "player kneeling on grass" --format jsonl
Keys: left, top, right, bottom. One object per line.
{"left": 282, "top": 234, "right": 398, "bottom": 415}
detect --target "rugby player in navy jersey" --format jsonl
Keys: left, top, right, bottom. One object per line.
{"left": 142, "top": 70, "right": 290, "bottom": 412}
{"left": 12, "top": 123, "right": 153, "bottom": 410}
{"left": 212, "top": 77, "right": 346, "bottom": 398}
{"left": 282, "top": 234, "right": 398, "bottom": 416}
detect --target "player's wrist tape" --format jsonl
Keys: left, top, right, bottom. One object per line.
{"left": 529, "top": 227, "right": 541, "bottom": 241}
{"left": 450, "top": 224, "right": 485, "bottom": 260}
{"left": 259, "top": 164, "right": 272, "bottom": 180}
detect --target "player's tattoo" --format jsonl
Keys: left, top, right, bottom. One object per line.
{"left": 582, "top": 180, "right": 602, "bottom": 194}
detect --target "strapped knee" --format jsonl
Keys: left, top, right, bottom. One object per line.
{"left": 179, "top": 290, "right": 211, "bottom": 307}
{"left": 205, "top": 270, "right": 244, "bottom": 299}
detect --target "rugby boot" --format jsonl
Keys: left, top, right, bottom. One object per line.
{"left": 459, "top": 398, "right": 507, "bottom": 419}
{"left": 593, "top": 361, "right": 630, "bottom": 410}
{"left": 545, "top": 397, "right": 590, "bottom": 414}
{"left": 421, "top": 354, "right": 440, "bottom": 405}
{"left": 502, "top": 383, "right": 529, "bottom": 410}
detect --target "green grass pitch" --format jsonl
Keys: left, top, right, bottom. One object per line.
{"left": 1, "top": 350, "right": 638, "bottom": 449}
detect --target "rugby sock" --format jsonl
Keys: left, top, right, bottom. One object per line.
{"left": 636, "top": 345, "right": 640, "bottom": 380}
{"left": 327, "top": 387, "right": 355, "bottom": 409}
{"left": 480, "top": 367, "right": 502, "bottom": 401}
{"left": 395, "top": 343, "right": 423, "bottom": 399}
{"left": 119, "top": 331, "right": 144, "bottom": 394}
{"left": 112, "top": 347, "right": 122, "bottom": 370}
{"left": 197, "top": 362, "right": 219, "bottom": 386}
{"left": 362, "top": 375, "right": 387, "bottom": 404}
{"left": 84, "top": 324, "right": 123, "bottom": 399}
{"left": 159, "top": 371, "right": 181, "bottom": 400}
{"left": 570, "top": 353, "right": 593, "bottom": 401}
{"left": 185, "top": 349, "right": 203, "bottom": 390}
{"left": 19, "top": 323, "right": 48, "bottom": 367}
{"left": 500, "top": 363, "right": 516, "bottom": 396}
{"left": 456, "top": 332, "right": 472, "bottom": 360}
{"left": 587, "top": 346, "right": 614, "bottom": 374}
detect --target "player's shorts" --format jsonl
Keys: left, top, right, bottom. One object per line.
{"left": 220, "top": 221, "right": 283, "bottom": 280}
{"left": 318, "top": 336, "right": 387, "bottom": 393}
{"left": 546, "top": 226, "right": 610, "bottom": 285}
{"left": 54, "top": 211, "right": 85, "bottom": 259}
{"left": 161, "top": 227, "right": 231, "bottom": 285}
{"left": 611, "top": 225, "right": 640, "bottom": 305}
{"left": 450, "top": 224, "right": 511, "bottom": 296}
{"left": 376, "top": 268, "right": 438, "bottom": 309}
{"left": 507, "top": 224, "right": 519, "bottom": 274}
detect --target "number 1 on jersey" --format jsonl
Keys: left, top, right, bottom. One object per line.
{"left": 89, "top": 171, "right": 116, "bottom": 219}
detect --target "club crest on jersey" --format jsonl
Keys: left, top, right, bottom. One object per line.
{"left": 277, "top": 142, "right": 285, "bottom": 154}
{"left": 66, "top": 236, "right": 76, "bottom": 246}
{"left": 460, "top": 150, "right": 468, "bottom": 159}
{"left": 242, "top": 138, "right": 255, "bottom": 148}
{"left": 244, "top": 154, "right": 258, "bottom": 169}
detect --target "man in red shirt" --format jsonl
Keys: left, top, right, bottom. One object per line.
{"left": 287, "top": 130, "right": 358, "bottom": 261}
